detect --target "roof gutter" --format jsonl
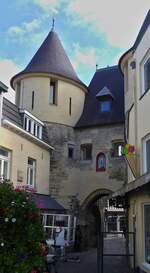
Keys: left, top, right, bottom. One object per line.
{"left": 2, "top": 119, "right": 54, "bottom": 151}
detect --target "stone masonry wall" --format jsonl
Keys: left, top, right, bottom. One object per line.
{"left": 45, "top": 122, "right": 126, "bottom": 213}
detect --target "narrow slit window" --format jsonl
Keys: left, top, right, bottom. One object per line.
{"left": 49, "top": 81, "right": 56, "bottom": 104}
{"left": 32, "top": 91, "right": 34, "bottom": 110}
{"left": 69, "top": 98, "right": 72, "bottom": 115}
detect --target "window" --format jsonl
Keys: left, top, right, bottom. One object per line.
{"left": 32, "top": 91, "right": 34, "bottom": 110}
{"left": 23, "top": 115, "right": 42, "bottom": 139}
{"left": 68, "top": 144, "right": 74, "bottom": 159}
{"left": 96, "top": 153, "right": 106, "bottom": 172}
{"left": 69, "top": 97, "right": 72, "bottom": 116}
{"left": 27, "top": 158, "right": 36, "bottom": 187}
{"left": 81, "top": 144, "right": 92, "bottom": 161}
{"left": 144, "top": 58, "right": 150, "bottom": 92}
{"left": 0, "top": 148, "right": 10, "bottom": 180}
{"left": 144, "top": 204, "right": 150, "bottom": 264}
{"left": 143, "top": 136, "right": 150, "bottom": 173}
{"left": 111, "top": 142, "right": 124, "bottom": 157}
{"left": 100, "top": 100, "right": 111, "bottom": 112}
{"left": 141, "top": 56, "right": 150, "bottom": 95}
{"left": 49, "top": 81, "right": 57, "bottom": 104}
{"left": 42, "top": 213, "right": 76, "bottom": 244}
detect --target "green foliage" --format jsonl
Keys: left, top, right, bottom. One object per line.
{"left": 0, "top": 182, "right": 45, "bottom": 273}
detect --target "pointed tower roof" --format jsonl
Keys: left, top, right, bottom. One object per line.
{"left": 11, "top": 30, "right": 86, "bottom": 89}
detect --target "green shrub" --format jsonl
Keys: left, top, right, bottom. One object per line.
{"left": 0, "top": 181, "right": 45, "bottom": 273}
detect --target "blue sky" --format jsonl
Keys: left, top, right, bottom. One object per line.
{"left": 0, "top": 0, "right": 149, "bottom": 99}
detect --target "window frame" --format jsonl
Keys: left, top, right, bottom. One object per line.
{"left": 96, "top": 152, "right": 106, "bottom": 172}
{"left": 27, "top": 158, "right": 36, "bottom": 188}
{"left": 141, "top": 53, "right": 150, "bottom": 96}
{"left": 143, "top": 203, "right": 150, "bottom": 265}
{"left": 100, "top": 100, "right": 111, "bottom": 113}
{"left": 80, "top": 144, "right": 92, "bottom": 161}
{"left": 68, "top": 144, "right": 74, "bottom": 159}
{"left": 23, "top": 114, "right": 42, "bottom": 139}
{"left": 143, "top": 134, "right": 150, "bottom": 174}
{"left": 49, "top": 80, "right": 57, "bottom": 105}
{"left": 111, "top": 141, "right": 124, "bottom": 157}
{"left": 0, "top": 147, "right": 11, "bottom": 180}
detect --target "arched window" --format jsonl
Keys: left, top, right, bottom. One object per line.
{"left": 96, "top": 153, "right": 106, "bottom": 172}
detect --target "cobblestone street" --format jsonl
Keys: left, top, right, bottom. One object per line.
{"left": 57, "top": 237, "right": 131, "bottom": 273}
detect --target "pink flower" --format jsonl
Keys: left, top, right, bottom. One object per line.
{"left": 30, "top": 271, "right": 37, "bottom": 273}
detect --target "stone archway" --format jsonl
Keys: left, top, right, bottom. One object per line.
{"left": 81, "top": 188, "right": 112, "bottom": 210}
{"left": 76, "top": 189, "right": 112, "bottom": 250}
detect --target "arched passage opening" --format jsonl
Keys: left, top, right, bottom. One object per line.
{"left": 75, "top": 189, "right": 112, "bottom": 250}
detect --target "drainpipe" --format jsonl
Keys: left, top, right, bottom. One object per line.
{"left": 132, "top": 56, "right": 138, "bottom": 177}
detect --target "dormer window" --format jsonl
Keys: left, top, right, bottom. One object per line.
{"left": 96, "top": 86, "right": 114, "bottom": 113}
{"left": 49, "top": 80, "right": 57, "bottom": 104}
{"left": 100, "top": 100, "right": 111, "bottom": 112}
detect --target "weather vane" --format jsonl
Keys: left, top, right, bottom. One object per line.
{"left": 52, "top": 17, "right": 55, "bottom": 30}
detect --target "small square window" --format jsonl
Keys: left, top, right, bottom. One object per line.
{"left": 100, "top": 101, "right": 111, "bottom": 112}
{"left": 111, "top": 142, "right": 124, "bottom": 157}
{"left": 81, "top": 144, "right": 92, "bottom": 161}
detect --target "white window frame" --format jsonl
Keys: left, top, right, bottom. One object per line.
{"left": 0, "top": 148, "right": 10, "bottom": 180}
{"left": 42, "top": 213, "right": 76, "bottom": 245}
{"left": 141, "top": 52, "right": 150, "bottom": 96}
{"left": 27, "top": 158, "right": 36, "bottom": 187}
{"left": 23, "top": 114, "right": 42, "bottom": 139}
{"left": 143, "top": 134, "right": 150, "bottom": 174}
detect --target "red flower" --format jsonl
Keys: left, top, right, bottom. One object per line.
{"left": 14, "top": 188, "right": 22, "bottom": 192}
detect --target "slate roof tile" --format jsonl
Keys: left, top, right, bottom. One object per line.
{"left": 76, "top": 66, "right": 124, "bottom": 128}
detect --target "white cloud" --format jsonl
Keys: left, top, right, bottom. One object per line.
{"left": 66, "top": 0, "right": 150, "bottom": 48}
{"left": 33, "top": 0, "right": 64, "bottom": 14}
{"left": 71, "top": 44, "right": 97, "bottom": 71}
{"left": 8, "top": 19, "right": 41, "bottom": 42}
{"left": 0, "top": 59, "right": 21, "bottom": 103}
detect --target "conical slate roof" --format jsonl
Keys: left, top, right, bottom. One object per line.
{"left": 11, "top": 30, "right": 86, "bottom": 89}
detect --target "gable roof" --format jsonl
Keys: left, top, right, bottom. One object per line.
{"left": 76, "top": 66, "right": 124, "bottom": 128}
{"left": 11, "top": 30, "right": 86, "bottom": 90}
{"left": 96, "top": 86, "right": 114, "bottom": 99}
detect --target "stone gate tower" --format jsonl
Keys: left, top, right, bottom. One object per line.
{"left": 11, "top": 27, "right": 126, "bottom": 248}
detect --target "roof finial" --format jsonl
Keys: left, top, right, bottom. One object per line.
{"left": 52, "top": 17, "right": 55, "bottom": 31}
{"left": 96, "top": 64, "right": 98, "bottom": 71}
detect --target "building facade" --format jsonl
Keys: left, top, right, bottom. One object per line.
{"left": 118, "top": 9, "right": 150, "bottom": 273}
{"left": 1, "top": 26, "right": 126, "bottom": 247}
